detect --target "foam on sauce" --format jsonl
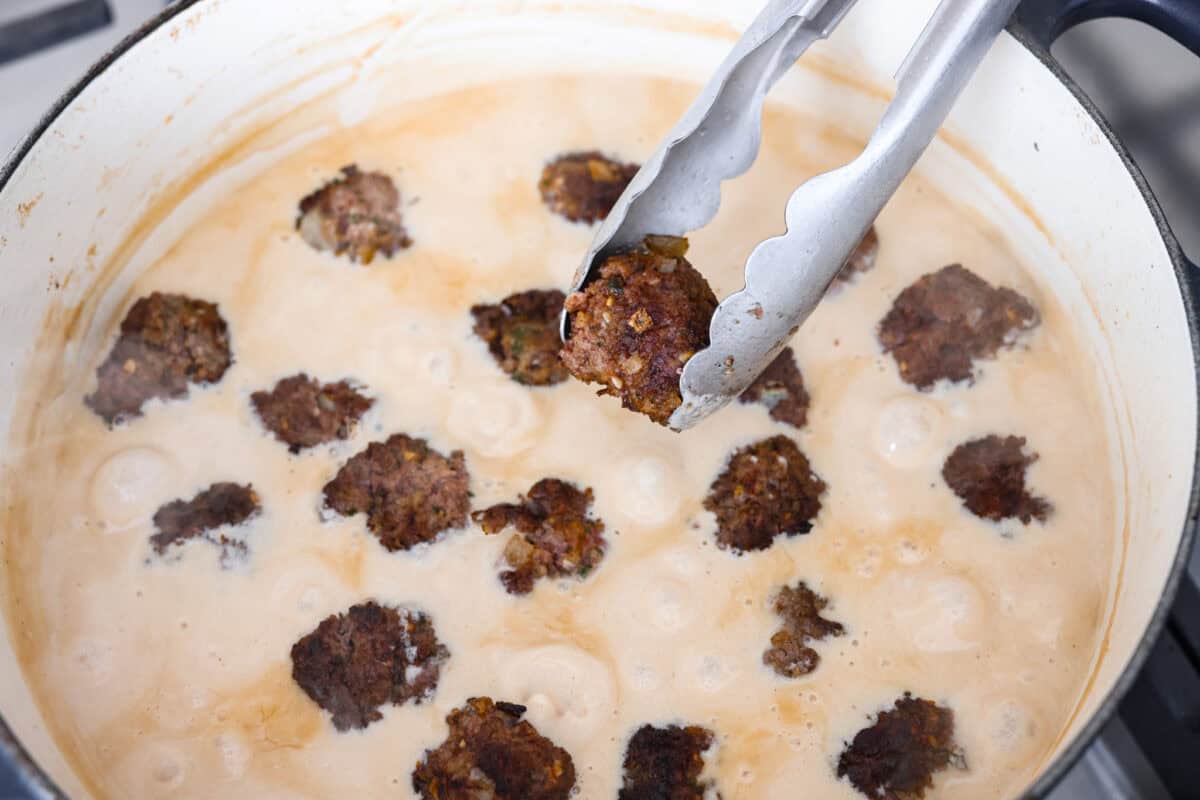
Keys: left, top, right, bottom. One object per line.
{"left": 2, "top": 73, "right": 1116, "bottom": 799}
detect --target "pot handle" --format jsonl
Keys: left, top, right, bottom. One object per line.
{"left": 1013, "top": 0, "right": 1200, "bottom": 287}
{"left": 1014, "top": 0, "right": 1200, "bottom": 55}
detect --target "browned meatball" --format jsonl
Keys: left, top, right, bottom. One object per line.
{"left": 539, "top": 151, "right": 639, "bottom": 224}
{"left": 942, "top": 435, "right": 1052, "bottom": 524}
{"left": 739, "top": 346, "right": 810, "bottom": 429}
{"left": 290, "top": 601, "right": 449, "bottom": 732}
{"left": 562, "top": 236, "right": 718, "bottom": 426}
{"left": 705, "top": 435, "right": 826, "bottom": 553}
{"left": 86, "top": 292, "right": 232, "bottom": 424}
{"left": 837, "top": 694, "right": 965, "bottom": 800}
{"left": 619, "top": 724, "right": 716, "bottom": 800}
{"left": 473, "top": 478, "right": 607, "bottom": 595}
{"left": 471, "top": 289, "right": 569, "bottom": 386}
{"left": 878, "top": 264, "right": 1039, "bottom": 390}
{"left": 412, "top": 697, "right": 577, "bottom": 800}
{"left": 834, "top": 226, "right": 881, "bottom": 285}
{"left": 296, "top": 165, "right": 412, "bottom": 264}
{"left": 323, "top": 434, "right": 471, "bottom": 552}
{"left": 251, "top": 374, "right": 373, "bottom": 453}
{"left": 763, "top": 581, "right": 844, "bottom": 678}
{"left": 150, "top": 483, "right": 260, "bottom": 562}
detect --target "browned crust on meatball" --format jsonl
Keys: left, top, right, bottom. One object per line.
{"left": 290, "top": 601, "right": 449, "bottom": 732}
{"left": 763, "top": 581, "right": 845, "bottom": 678}
{"left": 619, "top": 724, "right": 716, "bottom": 800}
{"left": 150, "top": 483, "right": 260, "bottom": 560}
{"left": 704, "top": 435, "right": 826, "bottom": 553}
{"left": 834, "top": 227, "right": 881, "bottom": 285}
{"left": 412, "top": 697, "right": 577, "bottom": 800}
{"left": 472, "top": 479, "right": 607, "bottom": 595}
{"left": 322, "top": 434, "right": 471, "bottom": 552}
{"left": 251, "top": 374, "right": 374, "bottom": 452}
{"left": 85, "top": 292, "right": 232, "bottom": 424}
{"left": 539, "top": 151, "right": 639, "bottom": 224}
{"left": 471, "top": 290, "right": 570, "bottom": 386}
{"left": 877, "top": 264, "right": 1039, "bottom": 390}
{"left": 562, "top": 236, "right": 718, "bottom": 426}
{"left": 739, "top": 346, "right": 810, "bottom": 429}
{"left": 942, "top": 435, "right": 1052, "bottom": 524}
{"left": 837, "top": 694, "right": 966, "bottom": 800}
{"left": 296, "top": 165, "right": 412, "bottom": 264}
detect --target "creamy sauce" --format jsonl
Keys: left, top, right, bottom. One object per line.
{"left": 2, "top": 74, "right": 1116, "bottom": 799}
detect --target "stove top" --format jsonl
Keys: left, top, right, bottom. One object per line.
{"left": 0, "top": 2, "right": 1197, "bottom": 799}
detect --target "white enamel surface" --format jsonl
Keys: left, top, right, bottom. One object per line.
{"left": 0, "top": 0, "right": 1193, "bottom": 796}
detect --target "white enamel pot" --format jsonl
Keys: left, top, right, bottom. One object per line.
{"left": 0, "top": 0, "right": 1197, "bottom": 797}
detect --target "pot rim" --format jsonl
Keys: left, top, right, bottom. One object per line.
{"left": 0, "top": 3, "right": 1196, "bottom": 798}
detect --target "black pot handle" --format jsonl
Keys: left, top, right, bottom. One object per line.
{"left": 1014, "top": 0, "right": 1200, "bottom": 54}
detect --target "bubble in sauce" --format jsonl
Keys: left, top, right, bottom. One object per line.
{"left": 873, "top": 396, "right": 944, "bottom": 469}
{"left": 495, "top": 645, "right": 616, "bottom": 744}
{"left": 612, "top": 454, "right": 682, "bottom": 527}
{"left": 73, "top": 638, "right": 115, "bottom": 686}
{"left": 88, "top": 447, "right": 175, "bottom": 532}
{"left": 423, "top": 348, "right": 457, "bottom": 387}
{"left": 888, "top": 571, "right": 988, "bottom": 653}
{"left": 215, "top": 732, "right": 249, "bottom": 779}
{"left": 446, "top": 379, "right": 540, "bottom": 458}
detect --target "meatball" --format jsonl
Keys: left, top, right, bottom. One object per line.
{"left": 763, "top": 581, "right": 845, "bottom": 678}
{"left": 472, "top": 478, "right": 607, "bottom": 595}
{"left": 562, "top": 236, "right": 718, "bottom": 426}
{"left": 471, "top": 289, "right": 569, "bottom": 386}
{"left": 705, "top": 435, "right": 826, "bottom": 553}
{"left": 412, "top": 697, "right": 576, "bottom": 800}
{"left": 837, "top": 694, "right": 965, "bottom": 800}
{"left": 296, "top": 165, "right": 412, "bottom": 264}
{"left": 85, "top": 292, "right": 232, "bottom": 424}
{"left": 323, "top": 434, "right": 471, "bottom": 552}
{"left": 738, "top": 346, "right": 810, "bottom": 429}
{"left": 290, "top": 601, "right": 449, "bottom": 732}
{"left": 539, "top": 151, "right": 639, "bottom": 224}
{"left": 833, "top": 227, "right": 881, "bottom": 285}
{"left": 878, "top": 264, "right": 1039, "bottom": 390}
{"left": 150, "top": 483, "right": 260, "bottom": 561}
{"left": 619, "top": 724, "right": 716, "bottom": 800}
{"left": 942, "top": 435, "right": 1052, "bottom": 524}
{"left": 251, "top": 374, "right": 374, "bottom": 452}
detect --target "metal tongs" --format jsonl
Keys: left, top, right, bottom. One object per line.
{"left": 562, "top": 0, "right": 1023, "bottom": 430}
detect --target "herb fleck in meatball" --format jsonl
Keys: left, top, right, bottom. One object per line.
{"left": 878, "top": 264, "right": 1039, "bottom": 389}
{"left": 619, "top": 724, "right": 716, "bottom": 800}
{"left": 942, "top": 435, "right": 1052, "bottom": 524}
{"left": 763, "top": 581, "right": 845, "bottom": 678}
{"left": 296, "top": 165, "right": 412, "bottom": 264}
{"left": 473, "top": 478, "right": 606, "bottom": 595}
{"left": 562, "top": 236, "right": 718, "bottom": 426}
{"left": 322, "top": 434, "right": 471, "bottom": 552}
{"left": 539, "top": 151, "right": 639, "bottom": 224}
{"left": 251, "top": 374, "right": 373, "bottom": 452}
{"left": 834, "top": 227, "right": 881, "bottom": 285}
{"left": 412, "top": 697, "right": 576, "bottom": 800}
{"left": 471, "top": 289, "right": 569, "bottom": 386}
{"left": 837, "top": 694, "right": 965, "bottom": 800}
{"left": 86, "top": 292, "right": 232, "bottom": 424}
{"left": 290, "top": 601, "right": 448, "bottom": 732}
{"left": 739, "top": 346, "right": 810, "bottom": 429}
{"left": 150, "top": 483, "right": 260, "bottom": 561}
{"left": 705, "top": 435, "right": 826, "bottom": 553}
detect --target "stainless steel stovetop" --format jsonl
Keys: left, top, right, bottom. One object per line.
{"left": 0, "top": 2, "right": 1197, "bottom": 799}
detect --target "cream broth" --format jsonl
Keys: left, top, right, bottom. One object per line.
{"left": 3, "top": 73, "right": 1116, "bottom": 799}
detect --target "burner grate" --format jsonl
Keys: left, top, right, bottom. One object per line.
{"left": 0, "top": 0, "right": 112, "bottom": 67}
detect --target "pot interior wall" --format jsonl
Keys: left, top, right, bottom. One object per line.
{"left": 0, "top": 0, "right": 1193, "bottom": 796}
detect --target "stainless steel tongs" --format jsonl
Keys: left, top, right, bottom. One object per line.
{"left": 562, "top": 0, "right": 1023, "bottom": 430}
